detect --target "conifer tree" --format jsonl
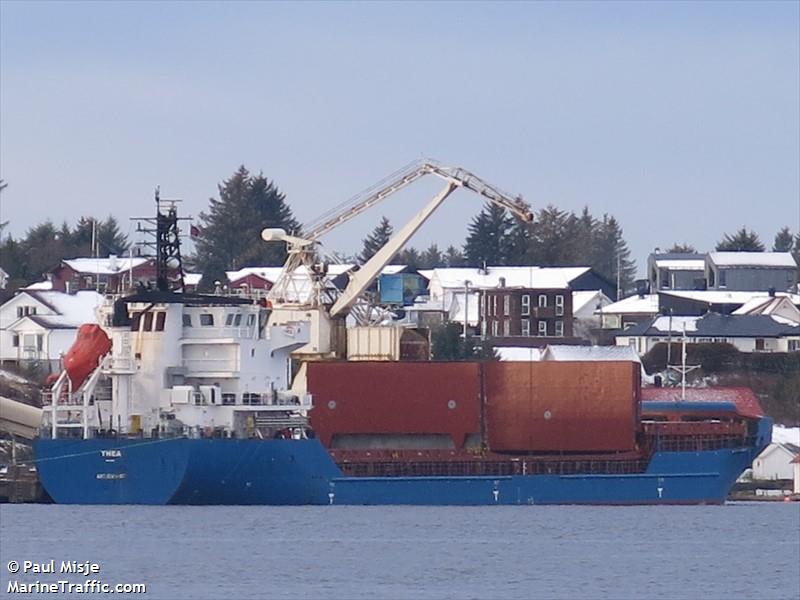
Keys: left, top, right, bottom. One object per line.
{"left": 594, "top": 215, "right": 636, "bottom": 298}
{"left": 666, "top": 243, "right": 697, "bottom": 254}
{"left": 773, "top": 227, "right": 794, "bottom": 252}
{"left": 359, "top": 216, "right": 394, "bottom": 264}
{"left": 463, "top": 203, "right": 514, "bottom": 266}
{"left": 419, "top": 244, "right": 444, "bottom": 269}
{"left": 444, "top": 245, "right": 466, "bottom": 267}
{"left": 194, "top": 166, "right": 300, "bottom": 287}
{"left": 716, "top": 227, "right": 765, "bottom": 252}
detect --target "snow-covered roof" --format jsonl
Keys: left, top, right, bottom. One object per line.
{"left": 541, "top": 344, "right": 641, "bottom": 362}
{"left": 654, "top": 259, "right": 705, "bottom": 271}
{"left": 650, "top": 315, "right": 700, "bottom": 332}
{"left": 421, "top": 266, "right": 592, "bottom": 290}
{"left": 184, "top": 273, "right": 203, "bottom": 286}
{"left": 15, "top": 290, "right": 102, "bottom": 328}
{"left": 62, "top": 256, "right": 149, "bottom": 275}
{"left": 572, "top": 290, "right": 607, "bottom": 314}
{"left": 381, "top": 265, "right": 407, "bottom": 275}
{"left": 22, "top": 280, "right": 54, "bottom": 291}
{"left": 496, "top": 347, "right": 541, "bottom": 361}
{"left": 773, "top": 425, "right": 800, "bottom": 447}
{"left": 708, "top": 252, "right": 797, "bottom": 268}
{"left": 732, "top": 296, "right": 800, "bottom": 322}
{"left": 598, "top": 294, "right": 659, "bottom": 315}
{"left": 661, "top": 290, "right": 800, "bottom": 305}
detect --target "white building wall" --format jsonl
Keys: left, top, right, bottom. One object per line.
{"left": 751, "top": 444, "right": 797, "bottom": 480}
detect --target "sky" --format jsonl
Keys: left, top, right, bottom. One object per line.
{"left": 1, "top": 1, "right": 798, "bottom": 276}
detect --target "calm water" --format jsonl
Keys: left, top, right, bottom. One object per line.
{"left": 1, "top": 504, "right": 798, "bottom": 600}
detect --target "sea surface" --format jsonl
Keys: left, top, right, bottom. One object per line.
{"left": 1, "top": 503, "right": 798, "bottom": 600}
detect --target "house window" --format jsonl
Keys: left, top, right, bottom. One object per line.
{"left": 755, "top": 338, "right": 765, "bottom": 351}
{"left": 503, "top": 295, "right": 510, "bottom": 316}
{"left": 538, "top": 321, "right": 547, "bottom": 336}
{"left": 521, "top": 294, "right": 530, "bottom": 316}
{"left": 155, "top": 312, "right": 166, "bottom": 332}
{"left": 37, "top": 334, "right": 44, "bottom": 351}
{"left": 555, "top": 295, "right": 564, "bottom": 316}
{"left": 789, "top": 340, "right": 800, "bottom": 352}
{"left": 182, "top": 314, "right": 192, "bottom": 327}
{"left": 503, "top": 319, "right": 510, "bottom": 337}
{"left": 12, "top": 334, "right": 19, "bottom": 347}
{"left": 200, "top": 313, "right": 214, "bottom": 327}
{"left": 491, "top": 321, "right": 499, "bottom": 337}
{"left": 143, "top": 312, "right": 154, "bottom": 331}
{"left": 521, "top": 319, "right": 530, "bottom": 336}
{"left": 538, "top": 294, "right": 548, "bottom": 308}
{"left": 719, "top": 270, "right": 727, "bottom": 288}
{"left": 16, "top": 306, "right": 37, "bottom": 318}
{"left": 491, "top": 296, "right": 497, "bottom": 317}
{"left": 555, "top": 320, "right": 564, "bottom": 337}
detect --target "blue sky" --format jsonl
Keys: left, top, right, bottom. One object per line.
{"left": 1, "top": 1, "right": 798, "bottom": 273}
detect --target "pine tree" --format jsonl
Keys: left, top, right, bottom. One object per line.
{"left": 395, "top": 247, "right": 421, "bottom": 271}
{"left": 666, "top": 243, "right": 697, "bottom": 254}
{"left": 194, "top": 166, "right": 299, "bottom": 287}
{"left": 772, "top": 227, "right": 794, "bottom": 252}
{"left": 463, "top": 203, "right": 514, "bottom": 267}
{"left": 96, "top": 216, "right": 129, "bottom": 255}
{"left": 716, "top": 227, "right": 765, "bottom": 252}
{"left": 359, "top": 216, "right": 394, "bottom": 264}
{"left": 594, "top": 215, "right": 636, "bottom": 298}
{"left": 444, "top": 245, "right": 466, "bottom": 267}
{"left": 419, "top": 244, "right": 444, "bottom": 269}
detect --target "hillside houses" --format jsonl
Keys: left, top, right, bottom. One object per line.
{"left": 615, "top": 313, "right": 800, "bottom": 355}
{"left": 0, "top": 290, "right": 103, "bottom": 371}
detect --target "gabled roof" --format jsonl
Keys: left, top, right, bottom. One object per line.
{"left": 660, "top": 290, "right": 800, "bottom": 305}
{"left": 226, "top": 264, "right": 357, "bottom": 285}
{"left": 7, "top": 290, "right": 102, "bottom": 329}
{"left": 420, "top": 266, "right": 592, "bottom": 290}
{"left": 732, "top": 296, "right": 800, "bottom": 322}
{"left": 619, "top": 313, "right": 800, "bottom": 338}
{"left": 707, "top": 252, "right": 797, "bottom": 268}
{"left": 62, "top": 256, "right": 149, "bottom": 275}
{"left": 572, "top": 290, "right": 610, "bottom": 314}
{"left": 541, "top": 345, "right": 641, "bottom": 363}
{"left": 598, "top": 294, "right": 659, "bottom": 315}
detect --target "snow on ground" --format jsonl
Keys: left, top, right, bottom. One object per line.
{"left": 772, "top": 425, "right": 800, "bottom": 446}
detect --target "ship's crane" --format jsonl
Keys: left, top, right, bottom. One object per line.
{"left": 264, "top": 159, "right": 533, "bottom": 319}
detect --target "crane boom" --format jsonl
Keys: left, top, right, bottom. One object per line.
{"left": 302, "top": 159, "right": 532, "bottom": 242}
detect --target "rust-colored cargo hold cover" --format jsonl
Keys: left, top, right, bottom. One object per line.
{"left": 307, "top": 361, "right": 481, "bottom": 448}
{"left": 485, "top": 361, "right": 640, "bottom": 452}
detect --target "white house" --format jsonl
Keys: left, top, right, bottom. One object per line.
{"left": 0, "top": 290, "right": 102, "bottom": 371}
{"left": 615, "top": 313, "right": 800, "bottom": 355}
{"left": 751, "top": 443, "right": 800, "bottom": 481}
{"left": 0, "top": 266, "right": 8, "bottom": 290}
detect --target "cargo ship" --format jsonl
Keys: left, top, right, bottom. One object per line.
{"left": 32, "top": 172, "right": 772, "bottom": 505}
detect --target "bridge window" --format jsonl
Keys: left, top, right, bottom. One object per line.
{"left": 182, "top": 314, "right": 192, "bottom": 327}
{"left": 143, "top": 312, "right": 154, "bottom": 331}
{"left": 155, "top": 312, "right": 166, "bottom": 332}
{"left": 200, "top": 313, "right": 214, "bottom": 327}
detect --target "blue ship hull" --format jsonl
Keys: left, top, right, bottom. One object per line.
{"left": 34, "top": 416, "right": 771, "bottom": 506}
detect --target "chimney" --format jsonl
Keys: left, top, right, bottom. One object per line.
{"left": 768, "top": 287, "right": 776, "bottom": 297}
{"left": 499, "top": 277, "right": 506, "bottom": 289}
